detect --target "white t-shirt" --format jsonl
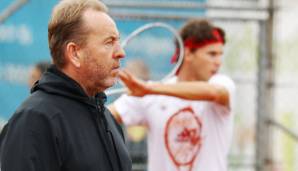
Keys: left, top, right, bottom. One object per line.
{"left": 114, "top": 74, "right": 236, "bottom": 171}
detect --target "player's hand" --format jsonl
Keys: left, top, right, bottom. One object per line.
{"left": 118, "top": 70, "right": 151, "bottom": 97}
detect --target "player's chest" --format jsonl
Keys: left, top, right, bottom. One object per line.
{"left": 145, "top": 97, "right": 206, "bottom": 129}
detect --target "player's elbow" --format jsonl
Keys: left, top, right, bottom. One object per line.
{"left": 214, "top": 87, "right": 230, "bottom": 108}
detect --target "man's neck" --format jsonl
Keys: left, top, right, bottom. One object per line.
{"left": 176, "top": 65, "right": 196, "bottom": 82}
{"left": 176, "top": 65, "right": 207, "bottom": 82}
{"left": 61, "top": 66, "right": 96, "bottom": 97}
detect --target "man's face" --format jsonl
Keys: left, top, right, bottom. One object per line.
{"left": 78, "top": 9, "right": 124, "bottom": 92}
{"left": 188, "top": 43, "right": 223, "bottom": 81}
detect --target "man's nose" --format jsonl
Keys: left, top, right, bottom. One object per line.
{"left": 215, "top": 56, "right": 222, "bottom": 67}
{"left": 113, "top": 43, "right": 125, "bottom": 59}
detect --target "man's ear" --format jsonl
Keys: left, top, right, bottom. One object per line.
{"left": 65, "top": 42, "right": 81, "bottom": 68}
{"left": 184, "top": 47, "right": 193, "bottom": 62}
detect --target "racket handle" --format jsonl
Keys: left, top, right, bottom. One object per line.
{"left": 105, "top": 88, "right": 127, "bottom": 96}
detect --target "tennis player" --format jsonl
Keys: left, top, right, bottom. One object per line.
{"left": 109, "top": 19, "right": 236, "bottom": 171}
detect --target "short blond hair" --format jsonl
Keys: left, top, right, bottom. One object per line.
{"left": 48, "top": 0, "right": 108, "bottom": 68}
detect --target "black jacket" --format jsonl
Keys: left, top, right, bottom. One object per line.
{"left": 0, "top": 66, "right": 132, "bottom": 171}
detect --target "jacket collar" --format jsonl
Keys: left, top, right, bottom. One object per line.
{"left": 31, "top": 65, "right": 106, "bottom": 107}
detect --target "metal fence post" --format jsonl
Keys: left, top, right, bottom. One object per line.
{"left": 255, "top": 0, "right": 275, "bottom": 170}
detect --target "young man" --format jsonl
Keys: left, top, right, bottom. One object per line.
{"left": 0, "top": 0, "right": 131, "bottom": 170}
{"left": 109, "top": 19, "right": 236, "bottom": 171}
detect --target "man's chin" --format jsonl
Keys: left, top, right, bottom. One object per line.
{"left": 106, "top": 77, "right": 118, "bottom": 88}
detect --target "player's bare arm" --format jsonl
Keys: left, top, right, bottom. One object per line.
{"left": 119, "top": 70, "right": 230, "bottom": 108}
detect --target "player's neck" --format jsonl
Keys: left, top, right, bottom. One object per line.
{"left": 177, "top": 67, "right": 201, "bottom": 82}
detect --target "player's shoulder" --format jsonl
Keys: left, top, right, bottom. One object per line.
{"left": 209, "top": 74, "right": 234, "bottom": 84}
{"left": 209, "top": 74, "right": 236, "bottom": 95}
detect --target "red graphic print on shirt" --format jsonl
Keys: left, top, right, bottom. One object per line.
{"left": 164, "top": 106, "right": 203, "bottom": 171}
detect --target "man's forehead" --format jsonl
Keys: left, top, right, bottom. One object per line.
{"left": 82, "top": 10, "right": 116, "bottom": 29}
{"left": 82, "top": 9, "right": 118, "bottom": 34}
{"left": 204, "top": 43, "right": 224, "bottom": 50}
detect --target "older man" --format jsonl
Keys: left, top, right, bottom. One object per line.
{"left": 0, "top": 0, "right": 131, "bottom": 170}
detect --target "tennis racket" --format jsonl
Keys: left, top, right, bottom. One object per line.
{"left": 105, "top": 22, "right": 184, "bottom": 96}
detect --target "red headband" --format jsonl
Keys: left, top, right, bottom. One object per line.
{"left": 171, "top": 29, "right": 224, "bottom": 64}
